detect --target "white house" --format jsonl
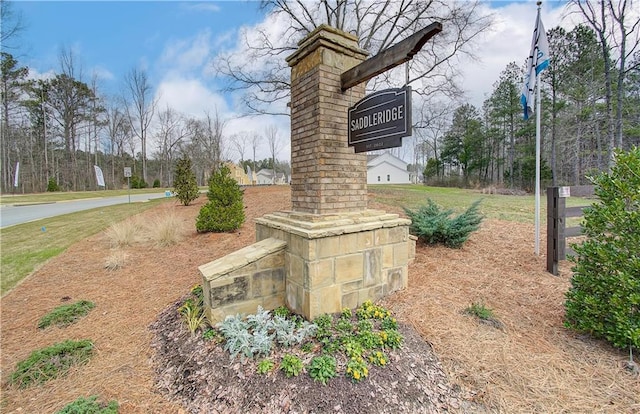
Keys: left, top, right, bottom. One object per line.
{"left": 367, "top": 152, "right": 410, "bottom": 184}
{"left": 256, "top": 169, "right": 288, "bottom": 185}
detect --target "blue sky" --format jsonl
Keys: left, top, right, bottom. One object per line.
{"left": 9, "top": 0, "right": 573, "bottom": 162}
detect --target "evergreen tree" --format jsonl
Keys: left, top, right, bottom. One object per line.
{"left": 196, "top": 165, "right": 245, "bottom": 232}
{"left": 173, "top": 156, "right": 199, "bottom": 206}
{"left": 564, "top": 147, "right": 640, "bottom": 350}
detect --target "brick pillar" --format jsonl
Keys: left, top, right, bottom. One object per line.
{"left": 286, "top": 25, "right": 368, "bottom": 215}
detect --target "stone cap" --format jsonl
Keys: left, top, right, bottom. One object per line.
{"left": 198, "top": 237, "right": 287, "bottom": 282}
{"left": 286, "top": 24, "right": 368, "bottom": 67}
{"left": 255, "top": 209, "right": 410, "bottom": 239}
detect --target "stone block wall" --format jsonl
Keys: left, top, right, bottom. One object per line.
{"left": 255, "top": 211, "right": 416, "bottom": 320}
{"left": 198, "top": 238, "right": 287, "bottom": 324}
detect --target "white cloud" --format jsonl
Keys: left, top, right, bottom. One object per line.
{"left": 160, "top": 29, "right": 212, "bottom": 74}
{"left": 91, "top": 65, "right": 115, "bottom": 81}
{"left": 155, "top": 75, "right": 228, "bottom": 118}
{"left": 183, "top": 3, "right": 221, "bottom": 13}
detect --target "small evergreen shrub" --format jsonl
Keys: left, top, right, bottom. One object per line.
{"left": 56, "top": 395, "right": 118, "bottom": 414}
{"left": 10, "top": 340, "right": 94, "bottom": 388}
{"left": 38, "top": 300, "right": 95, "bottom": 329}
{"left": 130, "top": 175, "right": 147, "bottom": 189}
{"left": 564, "top": 147, "right": 640, "bottom": 350}
{"left": 47, "top": 177, "right": 60, "bottom": 192}
{"left": 152, "top": 178, "right": 161, "bottom": 188}
{"left": 404, "top": 199, "right": 483, "bottom": 248}
{"left": 196, "top": 165, "right": 245, "bottom": 232}
{"left": 173, "top": 156, "right": 199, "bottom": 206}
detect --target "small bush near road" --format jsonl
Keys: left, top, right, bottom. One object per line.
{"left": 10, "top": 340, "right": 94, "bottom": 388}
{"left": 565, "top": 147, "right": 640, "bottom": 351}
{"left": 404, "top": 199, "right": 483, "bottom": 248}
{"left": 196, "top": 165, "right": 245, "bottom": 232}
{"left": 38, "top": 300, "right": 95, "bottom": 329}
{"left": 173, "top": 156, "right": 199, "bottom": 206}
{"left": 56, "top": 395, "right": 118, "bottom": 414}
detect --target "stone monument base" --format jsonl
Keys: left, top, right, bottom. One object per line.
{"left": 255, "top": 210, "right": 415, "bottom": 320}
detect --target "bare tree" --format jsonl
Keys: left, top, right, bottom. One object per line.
{"left": 1, "top": 0, "right": 25, "bottom": 50}
{"left": 124, "top": 68, "right": 156, "bottom": 183}
{"left": 265, "top": 124, "right": 283, "bottom": 182}
{"left": 570, "top": 0, "right": 640, "bottom": 165}
{"left": 230, "top": 131, "right": 249, "bottom": 161}
{"left": 215, "top": 0, "right": 492, "bottom": 115}
{"left": 184, "top": 110, "right": 227, "bottom": 184}
{"left": 155, "top": 106, "right": 188, "bottom": 186}
{"left": 105, "top": 103, "right": 130, "bottom": 187}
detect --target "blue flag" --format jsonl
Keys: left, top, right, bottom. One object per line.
{"left": 521, "top": 9, "right": 550, "bottom": 120}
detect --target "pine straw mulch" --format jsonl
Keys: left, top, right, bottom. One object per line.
{"left": 1, "top": 185, "right": 638, "bottom": 413}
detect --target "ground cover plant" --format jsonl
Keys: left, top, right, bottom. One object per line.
{"left": 55, "top": 395, "right": 118, "bottom": 414}
{"left": 565, "top": 147, "right": 640, "bottom": 351}
{"left": 38, "top": 300, "right": 95, "bottom": 329}
{"left": 9, "top": 340, "right": 94, "bottom": 388}
{"left": 206, "top": 300, "right": 403, "bottom": 385}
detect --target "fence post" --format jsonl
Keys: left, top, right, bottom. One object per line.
{"left": 546, "top": 187, "right": 565, "bottom": 275}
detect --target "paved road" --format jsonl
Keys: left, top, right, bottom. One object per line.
{"left": 0, "top": 192, "right": 172, "bottom": 228}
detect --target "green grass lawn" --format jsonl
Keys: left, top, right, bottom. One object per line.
{"left": 369, "top": 184, "right": 593, "bottom": 224}
{"left": 0, "top": 199, "right": 169, "bottom": 296}
{"left": 0, "top": 188, "right": 181, "bottom": 205}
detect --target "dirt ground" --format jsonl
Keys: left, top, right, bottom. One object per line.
{"left": 1, "top": 185, "right": 638, "bottom": 413}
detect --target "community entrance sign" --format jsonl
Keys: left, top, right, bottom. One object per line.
{"left": 348, "top": 86, "right": 412, "bottom": 153}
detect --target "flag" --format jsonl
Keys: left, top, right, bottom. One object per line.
{"left": 246, "top": 165, "right": 252, "bottom": 184}
{"left": 521, "top": 9, "right": 550, "bottom": 120}
{"left": 94, "top": 165, "right": 106, "bottom": 187}
{"left": 13, "top": 162, "right": 19, "bottom": 187}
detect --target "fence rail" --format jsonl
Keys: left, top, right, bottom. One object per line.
{"left": 546, "top": 186, "right": 594, "bottom": 275}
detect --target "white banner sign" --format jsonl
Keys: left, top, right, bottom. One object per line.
{"left": 13, "top": 162, "right": 19, "bottom": 187}
{"left": 94, "top": 165, "right": 106, "bottom": 187}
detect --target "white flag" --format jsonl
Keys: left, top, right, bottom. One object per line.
{"left": 94, "top": 165, "right": 106, "bottom": 187}
{"left": 13, "top": 161, "right": 19, "bottom": 187}
{"left": 521, "top": 9, "right": 550, "bottom": 120}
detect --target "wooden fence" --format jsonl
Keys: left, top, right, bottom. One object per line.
{"left": 546, "top": 185, "right": 595, "bottom": 275}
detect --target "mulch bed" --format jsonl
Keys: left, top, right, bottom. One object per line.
{"left": 1, "top": 185, "right": 638, "bottom": 413}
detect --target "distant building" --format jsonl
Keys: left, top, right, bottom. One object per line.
{"left": 224, "top": 162, "right": 254, "bottom": 186}
{"left": 256, "top": 169, "right": 288, "bottom": 185}
{"left": 367, "top": 152, "right": 410, "bottom": 184}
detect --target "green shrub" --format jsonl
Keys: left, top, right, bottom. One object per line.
{"left": 256, "top": 358, "right": 274, "bottom": 375}
{"left": 56, "top": 395, "right": 118, "bottom": 414}
{"left": 464, "top": 301, "right": 494, "bottom": 321}
{"left": 47, "top": 177, "right": 60, "bottom": 192}
{"left": 10, "top": 340, "right": 94, "bottom": 388}
{"left": 404, "top": 199, "right": 483, "bottom": 248}
{"left": 130, "top": 175, "right": 147, "bottom": 189}
{"left": 38, "top": 300, "right": 95, "bottom": 329}
{"left": 152, "top": 178, "right": 161, "bottom": 188}
{"left": 280, "top": 354, "right": 303, "bottom": 377}
{"left": 564, "top": 147, "right": 640, "bottom": 350}
{"left": 173, "top": 156, "right": 199, "bottom": 206}
{"left": 196, "top": 165, "right": 245, "bottom": 232}
{"left": 308, "top": 355, "right": 337, "bottom": 385}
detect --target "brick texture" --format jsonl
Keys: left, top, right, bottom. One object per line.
{"left": 286, "top": 25, "right": 368, "bottom": 214}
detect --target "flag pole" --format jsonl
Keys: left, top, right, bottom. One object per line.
{"left": 534, "top": 0, "right": 542, "bottom": 256}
